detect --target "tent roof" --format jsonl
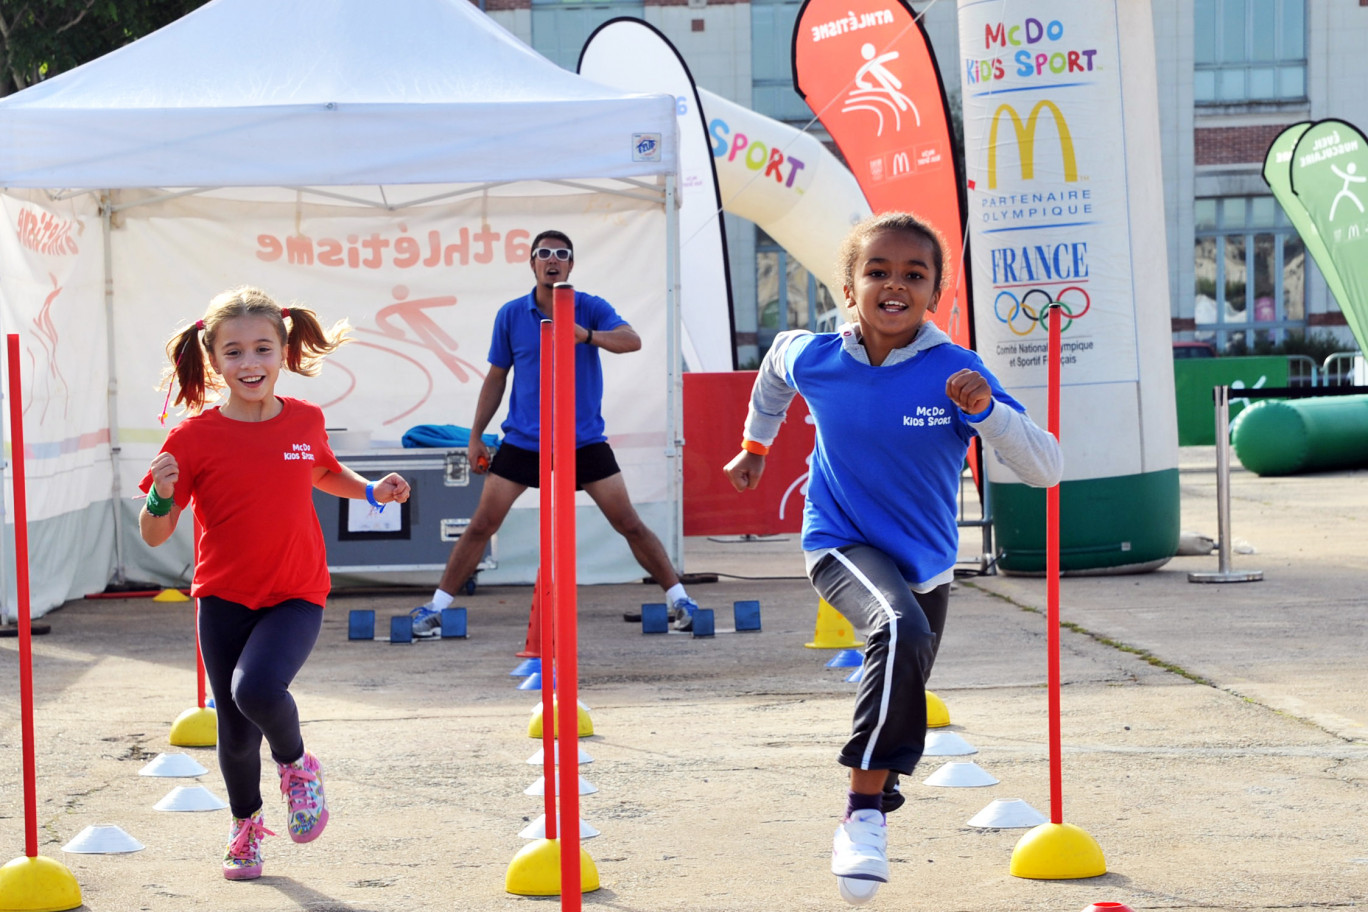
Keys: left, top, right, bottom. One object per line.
{"left": 0, "top": 0, "right": 678, "bottom": 189}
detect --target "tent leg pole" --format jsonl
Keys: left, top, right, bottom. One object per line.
{"left": 664, "top": 174, "right": 683, "bottom": 573}
{"left": 103, "top": 195, "right": 127, "bottom": 587}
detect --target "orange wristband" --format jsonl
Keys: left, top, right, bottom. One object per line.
{"left": 741, "top": 439, "right": 770, "bottom": 456}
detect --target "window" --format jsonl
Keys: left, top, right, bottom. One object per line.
{"left": 755, "top": 230, "right": 835, "bottom": 352}
{"left": 531, "top": 0, "right": 645, "bottom": 71}
{"left": 1194, "top": 0, "right": 1305, "bottom": 103}
{"left": 751, "top": 0, "right": 812, "bottom": 125}
{"left": 1193, "top": 195, "right": 1305, "bottom": 352}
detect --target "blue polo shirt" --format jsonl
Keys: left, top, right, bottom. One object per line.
{"left": 489, "top": 289, "right": 629, "bottom": 451}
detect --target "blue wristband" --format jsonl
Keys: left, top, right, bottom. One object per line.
{"left": 365, "top": 481, "right": 385, "bottom": 512}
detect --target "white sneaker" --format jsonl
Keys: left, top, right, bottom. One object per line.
{"left": 838, "top": 875, "right": 882, "bottom": 905}
{"left": 832, "top": 808, "right": 889, "bottom": 883}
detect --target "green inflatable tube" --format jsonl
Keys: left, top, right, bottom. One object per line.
{"left": 1230, "top": 395, "right": 1368, "bottom": 476}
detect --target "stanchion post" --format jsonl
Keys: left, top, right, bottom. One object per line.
{"left": 1045, "top": 304, "right": 1063, "bottom": 825}
{"left": 552, "top": 284, "right": 583, "bottom": 907}
{"left": 1006, "top": 306, "right": 1106, "bottom": 881}
{"left": 0, "top": 333, "right": 82, "bottom": 909}
{"left": 1188, "top": 385, "right": 1262, "bottom": 584}
{"left": 538, "top": 319, "right": 558, "bottom": 840}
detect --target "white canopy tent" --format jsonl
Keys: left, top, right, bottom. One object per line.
{"left": 0, "top": 0, "right": 682, "bottom": 618}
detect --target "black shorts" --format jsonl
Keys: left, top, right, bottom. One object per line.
{"left": 488, "top": 440, "right": 620, "bottom": 490}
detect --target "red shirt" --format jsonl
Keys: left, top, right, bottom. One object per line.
{"left": 141, "top": 397, "right": 342, "bottom": 609}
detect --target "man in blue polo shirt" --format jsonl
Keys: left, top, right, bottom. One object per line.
{"left": 411, "top": 229, "right": 702, "bottom": 634}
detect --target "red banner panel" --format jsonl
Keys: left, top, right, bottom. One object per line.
{"left": 793, "top": 0, "right": 971, "bottom": 351}
{"left": 682, "top": 371, "right": 814, "bottom": 536}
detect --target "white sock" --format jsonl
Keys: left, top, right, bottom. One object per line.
{"left": 431, "top": 589, "right": 455, "bottom": 611}
{"left": 665, "top": 583, "right": 687, "bottom": 605}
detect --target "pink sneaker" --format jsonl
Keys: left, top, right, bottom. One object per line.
{"left": 223, "top": 811, "right": 273, "bottom": 880}
{"left": 278, "top": 751, "right": 329, "bottom": 843}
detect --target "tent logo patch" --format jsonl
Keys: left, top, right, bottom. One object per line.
{"left": 632, "top": 133, "right": 662, "bottom": 162}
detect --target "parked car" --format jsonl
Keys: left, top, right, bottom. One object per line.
{"left": 1173, "top": 340, "right": 1217, "bottom": 359}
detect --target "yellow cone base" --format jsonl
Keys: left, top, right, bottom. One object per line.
{"left": 0, "top": 856, "right": 82, "bottom": 912}
{"left": 168, "top": 706, "right": 217, "bottom": 747}
{"left": 527, "top": 701, "right": 594, "bottom": 739}
{"left": 926, "top": 690, "right": 951, "bottom": 728}
{"left": 505, "top": 838, "right": 600, "bottom": 895}
{"left": 805, "top": 598, "right": 864, "bottom": 649}
{"left": 152, "top": 588, "right": 190, "bottom": 602}
{"left": 1010, "top": 822, "right": 1107, "bottom": 879}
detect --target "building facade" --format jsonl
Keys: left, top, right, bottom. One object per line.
{"left": 478, "top": 0, "right": 1368, "bottom": 364}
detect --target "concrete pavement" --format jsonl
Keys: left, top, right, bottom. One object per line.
{"left": 0, "top": 445, "right": 1365, "bottom": 911}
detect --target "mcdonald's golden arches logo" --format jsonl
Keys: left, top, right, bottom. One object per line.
{"left": 986, "top": 100, "right": 1078, "bottom": 190}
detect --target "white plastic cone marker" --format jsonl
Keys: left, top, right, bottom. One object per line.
{"left": 922, "top": 761, "right": 999, "bottom": 787}
{"left": 924, "top": 730, "right": 977, "bottom": 756}
{"left": 62, "top": 825, "right": 146, "bottom": 854}
{"left": 139, "top": 752, "right": 209, "bottom": 777}
{"left": 525, "top": 744, "right": 594, "bottom": 765}
{"left": 517, "top": 814, "right": 602, "bottom": 840}
{"left": 967, "top": 798, "right": 1049, "bottom": 829}
{"left": 523, "top": 774, "right": 598, "bottom": 797}
{"left": 153, "top": 785, "right": 229, "bottom": 812}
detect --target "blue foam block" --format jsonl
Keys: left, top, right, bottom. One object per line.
{"left": 440, "top": 606, "right": 468, "bottom": 638}
{"left": 641, "top": 602, "right": 669, "bottom": 634}
{"left": 691, "top": 608, "right": 715, "bottom": 637}
{"left": 348, "top": 609, "right": 375, "bottom": 640}
{"left": 389, "top": 615, "right": 413, "bottom": 644}
{"left": 733, "top": 600, "right": 762, "bottom": 632}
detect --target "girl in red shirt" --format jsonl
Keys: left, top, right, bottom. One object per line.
{"left": 139, "top": 286, "right": 410, "bottom": 881}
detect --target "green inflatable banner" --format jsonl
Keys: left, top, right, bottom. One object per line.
{"left": 1286, "top": 119, "right": 1368, "bottom": 353}
{"left": 1262, "top": 122, "right": 1360, "bottom": 347}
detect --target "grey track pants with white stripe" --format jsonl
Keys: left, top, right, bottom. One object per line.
{"left": 809, "top": 545, "right": 950, "bottom": 775}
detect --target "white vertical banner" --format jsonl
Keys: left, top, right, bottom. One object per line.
{"left": 957, "top": 0, "right": 1178, "bottom": 572}
{"left": 958, "top": 0, "right": 1174, "bottom": 480}
{"left": 580, "top": 19, "right": 736, "bottom": 372}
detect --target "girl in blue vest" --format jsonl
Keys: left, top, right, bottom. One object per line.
{"left": 724, "top": 211, "right": 1061, "bottom": 904}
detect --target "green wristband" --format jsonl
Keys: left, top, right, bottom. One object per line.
{"left": 145, "top": 486, "right": 174, "bottom": 517}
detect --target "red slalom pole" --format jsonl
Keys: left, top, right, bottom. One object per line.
{"left": 1045, "top": 303, "right": 1063, "bottom": 825}
{"left": 7, "top": 333, "right": 38, "bottom": 858}
{"left": 552, "top": 284, "right": 582, "bottom": 907}
{"left": 194, "top": 515, "right": 207, "bottom": 710}
{"left": 538, "top": 318, "right": 558, "bottom": 841}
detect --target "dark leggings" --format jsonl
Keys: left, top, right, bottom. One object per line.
{"left": 809, "top": 546, "right": 950, "bottom": 776}
{"left": 198, "top": 596, "right": 323, "bottom": 819}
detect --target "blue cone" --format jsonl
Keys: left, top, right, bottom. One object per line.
{"left": 510, "top": 657, "right": 541, "bottom": 677}
{"left": 517, "top": 671, "right": 554, "bottom": 691}
{"left": 826, "top": 649, "right": 863, "bottom": 668}
{"left": 845, "top": 664, "right": 865, "bottom": 683}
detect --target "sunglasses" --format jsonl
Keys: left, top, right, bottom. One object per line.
{"left": 532, "top": 247, "right": 573, "bottom": 261}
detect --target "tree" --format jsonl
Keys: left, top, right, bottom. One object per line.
{"left": 0, "top": 0, "right": 210, "bottom": 97}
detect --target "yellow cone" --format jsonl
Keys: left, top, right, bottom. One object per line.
{"left": 168, "top": 706, "right": 216, "bottom": 747}
{"left": 926, "top": 690, "right": 951, "bottom": 728}
{"left": 1009, "top": 821, "right": 1107, "bottom": 879}
{"left": 0, "top": 855, "right": 82, "bottom": 912}
{"left": 528, "top": 700, "right": 594, "bottom": 739}
{"left": 152, "top": 588, "right": 190, "bottom": 602}
{"left": 505, "top": 837, "right": 599, "bottom": 895}
{"left": 805, "top": 598, "right": 864, "bottom": 649}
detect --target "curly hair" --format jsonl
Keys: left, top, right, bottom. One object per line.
{"left": 837, "top": 211, "right": 949, "bottom": 299}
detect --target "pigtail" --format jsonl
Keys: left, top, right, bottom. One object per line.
{"left": 158, "top": 321, "right": 220, "bottom": 419}
{"left": 282, "top": 305, "right": 351, "bottom": 377}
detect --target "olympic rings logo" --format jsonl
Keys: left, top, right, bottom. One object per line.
{"left": 993, "top": 286, "right": 1090, "bottom": 336}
